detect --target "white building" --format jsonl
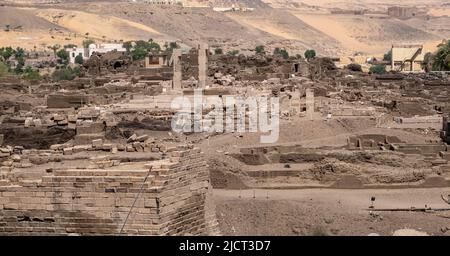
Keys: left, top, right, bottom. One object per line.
{"left": 67, "top": 48, "right": 88, "bottom": 64}
{"left": 141, "top": 0, "right": 184, "bottom": 5}
{"left": 67, "top": 43, "right": 126, "bottom": 64}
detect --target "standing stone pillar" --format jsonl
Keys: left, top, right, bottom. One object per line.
{"left": 198, "top": 44, "right": 208, "bottom": 88}
{"left": 306, "top": 88, "right": 314, "bottom": 120}
{"left": 172, "top": 48, "right": 182, "bottom": 91}
{"left": 144, "top": 56, "right": 150, "bottom": 68}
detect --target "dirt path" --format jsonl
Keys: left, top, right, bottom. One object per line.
{"left": 213, "top": 188, "right": 450, "bottom": 236}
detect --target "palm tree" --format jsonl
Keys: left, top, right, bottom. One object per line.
{"left": 50, "top": 44, "right": 61, "bottom": 55}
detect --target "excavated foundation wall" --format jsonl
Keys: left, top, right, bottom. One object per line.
{"left": 0, "top": 145, "right": 218, "bottom": 235}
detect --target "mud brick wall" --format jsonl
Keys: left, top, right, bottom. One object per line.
{"left": 0, "top": 145, "right": 218, "bottom": 235}
{"left": 47, "top": 94, "right": 90, "bottom": 109}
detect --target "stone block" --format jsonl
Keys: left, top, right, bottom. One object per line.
{"left": 100, "top": 144, "right": 113, "bottom": 151}
{"left": 73, "top": 145, "right": 91, "bottom": 153}
{"left": 126, "top": 145, "right": 135, "bottom": 152}
{"left": 136, "top": 135, "right": 149, "bottom": 142}
{"left": 24, "top": 117, "right": 33, "bottom": 127}
{"left": 92, "top": 139, "right": 103, "bottom": 148}
{"left": 57, "top": 120, "right": 68, "bottom": 126}
{"left": 127, "top": 134, "right": 137, "bottom": 143}
{"left": 33, "top": 119, "right": 42, "bottom": 127}
{"left": 68, "top": 115, "right": 78, "bottom": 122}
{"left": 63, "top": 147, "right": 73, "bottom": 155}
{"left": 68, "top": 123, "right": 77, "bottom": 130}
{"left": 133, "top": 142, "right": 144, "bottom": 152}
{"left": 53, "top": 114, "right": 65, "bottom": 121}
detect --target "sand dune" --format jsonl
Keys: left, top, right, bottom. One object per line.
{"left": 225, "top": 8, "right": 343, "bottom": 55}
{"left": 291, "top": 12, "right": 440, "bottom": 55}
{"left": 292, "top": 13, "right": 379, "bottom": 54}
{"left": 34, "top": 8, "right": 161, "bottom": 41}
{"left": 0, "top": 6, "right": 164, "bottom": 50}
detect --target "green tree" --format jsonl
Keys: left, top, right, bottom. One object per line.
{"left": 23, "top": 66, "right": 41, "bottom": 81}
{"left": 4, "top": 24, "right": 10, "bottom": 32}
{"left": 14, "top": 62, "right": 24, "bottom": 74}
{"left": 134, "top": 40, "right": 161, "bottom": 54}
{"left": 56, "top": 49, "right": 69, "bottom": 64}
{"left": 369, "top": 65, "right": 386, "bottom": 74}
{"left": 274, "top": 47, "right": 289, "bottom": 59}
{"left": 255, "top": 45, "right": 265, "bottom": 54}
{"left": 432, "top": 41, "right": 450, "bottom": 71}
{"left": 383, "top": 50, "right": 392, "bottom": 61}
{"left": 52, "top": 66, "right": 80, "bottom": 81}
{"left": 13, "top": 52, "right": 25, "bottom": 74}
{"left": 0, "top": 61, "right": 11, "bottom": 77}
{"left": 131, "top": 47, "right": 148, "bottom": 61}
{"left": 127, "top": 40, "right": 163, "bottom": 60}
{"left": 214, "top": 48, "right": 223, "bottom": 55}
{"left": 75, "top": 54, "right": 84, "bottom": 65}
{"left": 0, "top": 47, "right": 15, "bottom": 60}
{"left": 304, "top": 49, "right": 316, "bottom": 60}
{"left": 227, "top": 50, "right": 239, "bottom": 56}
{"left": 14, "top": 47, "right": 25, "bottom": 59}
{"left": 135, "top": 40, "right": 149, "bottom": 49}
{"left": 422, "top": 52, "right": 434, "bottom": 72}
{"left": 149, "top": 41, "right": 161, "bottom": 53}
{"left": 123, "top": 41, "right": 133, "bottom": 52}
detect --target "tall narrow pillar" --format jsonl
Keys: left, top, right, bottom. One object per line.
{"left": 172, "top": 48, "right": 182, "bottom": 91}
{"left": 306, "top": 88, "right": 314, "bottom": 120}
{"left": 198, "top": 44, "right": 208, "bottom": 88}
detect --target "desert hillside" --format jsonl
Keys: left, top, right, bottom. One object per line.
{"left": 0, "top": 0, "right": 449, "bottom": 57}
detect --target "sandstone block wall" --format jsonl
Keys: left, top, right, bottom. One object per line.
{"left": 0, "top": 145, "right": 218, "bottom": 235}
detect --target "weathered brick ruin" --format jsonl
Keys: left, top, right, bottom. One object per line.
{"left": 0, "top": 145, "right": 219, "bottom": 235}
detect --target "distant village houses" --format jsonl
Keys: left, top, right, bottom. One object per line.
{"left": 67, "top": 43, "right": 126, "bottom": 64}
{"left": 387, "top": 6, "right": 427, "bottom": 19}
{"left": 138, "top": 0, "right": 184, "bottom": 5}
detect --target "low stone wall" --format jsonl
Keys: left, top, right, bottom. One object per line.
{"left": 47, "top": 94, "right": 90, "bottom": 109}
{"left": 0, "top": 145, "right": 218, "bottom": 235}
{"left": 347, "top": 134, "right": 403, "bottom": 149}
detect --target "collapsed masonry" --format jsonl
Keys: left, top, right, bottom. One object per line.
{"left": 0, "top": 145, "right": 219, "bottom": 235}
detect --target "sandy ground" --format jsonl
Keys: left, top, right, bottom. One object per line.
{"left": 197, "top": 117, "right": 439, "bottom": 155}
{"left": 214, "top": 187, "right": 450, "bottom": 236}
{"left": 292, "top": 13, "right": 380, "bottom": 54}
{"left": 34, "top": 8, "right": 161, "bottom": 40}
{"left": 291, "top": 12, "right": 440, "bottom": 56}
{"left": 429, "top": 8, "right": 450, "bottom": 17}
{"left": 0, "top": 6, "right": 163, "bottom": 50}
